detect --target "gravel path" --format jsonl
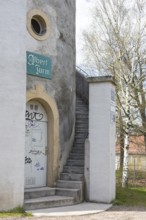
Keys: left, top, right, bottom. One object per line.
{"left": 1, "top": 206, "right": 146, "bottom": 220}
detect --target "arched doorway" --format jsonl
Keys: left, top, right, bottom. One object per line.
{"left": 25, "top": 100, "right": 48, "bottom": 188}
{"left": 25, "top": 85, "right": 59, "bottom": 187}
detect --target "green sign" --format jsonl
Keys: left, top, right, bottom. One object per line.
{"left": 26, "top": 51, "right": 52, "bottom": 79}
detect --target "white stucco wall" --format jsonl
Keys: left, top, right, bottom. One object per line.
{"left": 0, "top": 0, "right": 26, "bottom": 210}
{"left": 87, "top": 78, "right": 116, "bottom": 203}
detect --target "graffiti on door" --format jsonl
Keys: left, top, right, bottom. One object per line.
{"left": 25, "top": 101, "right": 48, "bottom": 188}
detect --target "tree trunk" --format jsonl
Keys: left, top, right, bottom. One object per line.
{"left": 122, "top": 133, "right": 129, "bottom": 187}
{"left": 122, "top": 85, "right": 130, "bottom": 188}
{"left": 120, "top": 132, "right": 124, "bottom": 170}
{"left": 144, "top": 133, "right": 146, "bottom": 152}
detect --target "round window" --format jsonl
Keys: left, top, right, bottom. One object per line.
{"left": 31, "top": 15, "right": 46, "bottom": 36}
{"left": 27, "top": 9, "right": 50, "bottom": 41}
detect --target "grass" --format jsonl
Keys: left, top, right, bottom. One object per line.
{"left": 114, "top": 170, "right": 146, "bottom": 207}
{"left": 0, "top": 206, "right": 32, "bottom": 218}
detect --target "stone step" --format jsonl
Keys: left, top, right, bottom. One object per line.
{"left": 24, "top": 195, "right": 74, "bottom": 210}
{"left": 55, "top": 188, "right": 82, "bottom": 203}
{"left": 76, "top": 116, "right": 88, "bottom": 120}
{"left": 66, "top": 159, "right": 84, "bottom": 166}
{"left": 69, "top": 153, "right": 84, "bottom": 160}
{"left": 72, "top": 142, "right": 85, "bottom": 147}
{"left": 76, "top": 113, "right": 88, "bottom": 117}
{"left": 74, "top": 140, "right": 85, "bottom": 144}
{"left": 76, "top": 106, "right": 88, "bottom": 110}
{"left": 24, "top": 187, "right": 55, "bottom": 199}
{"left": 75, "top": 130, "right": 88, "bottom": 133}
{"left": 76, "top": 112, "right": 88, "bottom": 116}
{"left": 75, "top": 129, "right": 88, "bottom": 133}
{"left": 68, "top": 156, "right": 84, "bottom": 161}
{"left": 76, "top": 126, "right": 88, "bottom": 129}
{"left": 75, "top": 134, "right": 88, "bottom": 139}
{"left": 73, "top": 145, "right": 85, "bottom": 148}
{"left": 72, "top": 148, "right": 84, "bottom": 153}
{"left": 63, "top": 166, "right": 84, "bottom": 174}
{"left": 76, "top": 117, "right": 88, "bottom": 121}
{"left": 74, "top": 139, "right": 87, "bottom": 143}
{"left": 76, "top": 124, "right": 88, "bottom": 127}
{"left": 76, "top": 120, "right": 88, "bottom": 124}
{"left": 72, "top": 146, "right": 85, "bottom": 150}
{"left": 75, "top": 127, "right": 88, "bottom": 130}
{"left": 56, "top": 180, "right": 83, "bottom": 190}
{"left": 74, "top": 139, "right": 87, "bottom": 144}
{"left": 75, "top": 122, "right": 88, "bottom": 126}
{"left": 76, "top": 111, "right": 88, "bottom": 114}
{"left": 76, "top": 102, "right": 88, "bottom": 106}
{"left": 76, "top": 121, "right": 88, "bottom": 124}
{"left": 60, "top": 173, "right": 84, "bottom": 181}
{"left": 76, "top": 108, "right": 88, "bottom": 111}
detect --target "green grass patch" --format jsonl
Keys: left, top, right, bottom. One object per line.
{"left": 114, "top": 186, "right": 146, "bottom": 206}
{"left": 0, "top": 206, "right": 32, "bottom": 218}
{"left": 114, "top": 170, "right": 146, "bottom": 207}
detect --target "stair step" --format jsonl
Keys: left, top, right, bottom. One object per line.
{"left": 72, "top": 146, "right": 84, "bottom": 150}
{"left": 67, "top": 159, "right": 84, "bottom": 166}
{"left": 56, "top": 180, "right": 83, "bottom": 189}
{"left": 75, "top": 125, "right": 88, "bottom": 128}
{"left": 72, "top": 143, "right": 85, "bottom": 146}
{"left": 55, "top": 188, "right": 81, "bottom": 202}
{"left": 76, "top": 125, "right": 88, "bottom": 128}
{"left": 76, "top": 106, "right": 88, "bottom": 110}
{"left": 76, "top": 110, "right": 88, "bottom": 114}
{"left": 76, "top": 111, "right": 88, "bottom": 115}
{"left": 69, "top": 153, "right": 84, "bottom": 160}
{"left": 76, "top": 119, "right": 88, "bottom": 122}
{"left": 64, "top": 166, "right": 84, "bottom": 174}
{"left": 74, "top": 140, "right": 85, "bottom": 144}
{"left": 75, "top": 135, "right": 87, "bottom": 138}
{"left": 72, "top": 148, "right": 84, "bottom": 153}
{"left": 75, "top": 131, "right": 88, "bottom": 134}
{"left": 75, "top": 127, "right": 88, "bottom": 130}
{"left": 76, "top": 114, "right": 88, "bottom": 121}
{"left": 75, "top": 123, "right": 88, "bottom": 126}
{"left": 24, "top": 195, "right": 74, "bottom": 210}
{"left": 60, "top": 173, "right": 84, "bottom": 181}
{"left": 24, "top": 187, "right": 55, "bottom": 199}
{"left": 75, "top": 126, "right": 88, "bottom": 130}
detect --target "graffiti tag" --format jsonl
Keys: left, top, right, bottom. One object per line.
{"left": 25, "top": 110, "right": 43, "bottom": 122}
{"left": 29, "top": 149, "right": 45, "bottom": 155}
{"left": 25, "top": 156, "right": 32, "bottom": 164}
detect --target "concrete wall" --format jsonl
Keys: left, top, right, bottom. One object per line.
{"left": 86, "top": 77, "right": 116, "bottom": 203}
{"left": 0, "top": 0, "right": 75, "bottom": 211}
{"left": 0, "top": 0, "right": 26, "bottom": 210}
{"left": 26, "top": 0, "right": 76, "bottom": 173}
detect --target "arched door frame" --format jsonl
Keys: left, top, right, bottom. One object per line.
{"left": 26, "top": 85, "right": 59, "bottom": 186}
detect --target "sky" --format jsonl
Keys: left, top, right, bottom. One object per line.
{"left": 76, "top": 0, "right": 95, "bottom": 65}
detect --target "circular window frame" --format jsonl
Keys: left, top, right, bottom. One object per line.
{"left": 27, "top": 9, "right": 50, "bottom": 41}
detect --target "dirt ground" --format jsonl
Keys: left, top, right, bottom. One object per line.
{"left": 1, "top": 206, "right": 146, "bottom": 220}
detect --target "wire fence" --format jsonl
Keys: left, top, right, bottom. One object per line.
{"left": 116, "top": 155, "right": 146, "bottom": 187}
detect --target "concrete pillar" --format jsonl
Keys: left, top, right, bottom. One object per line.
{"left": 0, "top": 0, "right": 26, "bottom": 210}
{"left": 86, "top": 76, "right": 116, "bottom": 203}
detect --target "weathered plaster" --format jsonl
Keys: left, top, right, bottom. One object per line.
{"left": 26, "top": 0, "right": 76, "bottom": 172}
{"left": 0, "top": 0, "right": 26, "bottom": 210}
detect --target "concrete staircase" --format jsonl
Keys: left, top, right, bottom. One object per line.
{"left": 24, "top": 96, "right": 88, "bottom": 210}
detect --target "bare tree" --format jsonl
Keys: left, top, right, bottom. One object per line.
{"left": 83, "top": 0, "right": 146, "bottom": 187}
